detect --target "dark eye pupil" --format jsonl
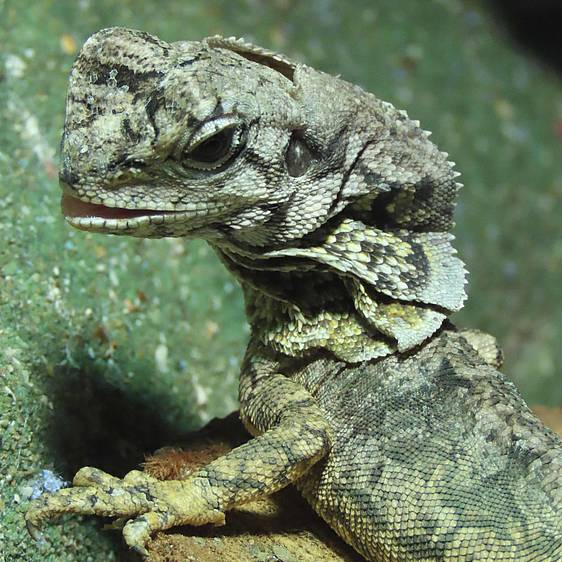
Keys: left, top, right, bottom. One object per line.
{"left": 188, "top": 129, "right": 234, "bottom": 163}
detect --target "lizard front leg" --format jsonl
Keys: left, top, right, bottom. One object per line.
{"left": 26, "top": 341, "right": 332, "bottom": 556}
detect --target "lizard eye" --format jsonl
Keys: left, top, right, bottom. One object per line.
{"left": 187, "top": 129, "right": 234, "bottom": 165}
{"left": 181, "top": 120, "right": 244, "bottom": 171}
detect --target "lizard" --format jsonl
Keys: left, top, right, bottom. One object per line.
{"left": 26, "top": 27, "right": 562, "bottom": 561}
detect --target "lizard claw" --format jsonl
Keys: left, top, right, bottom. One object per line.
{"left": 25, "top": 466, "right": 226, "bottom": 555}
{"left": 25, "top": 515, "right": 46, "bottom": 544}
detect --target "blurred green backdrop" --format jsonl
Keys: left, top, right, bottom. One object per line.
{"left": 1, "top": 0, "right": 560, "bottom": 560}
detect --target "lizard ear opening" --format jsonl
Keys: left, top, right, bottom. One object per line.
{"left": 285, "top": 131, "right": 313, "bottom": 177}
{"left": 205, "top": 36, "right": 295, "bottom": 82}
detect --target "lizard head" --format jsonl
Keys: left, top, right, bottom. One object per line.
{"left": 59, "top": 27, "right": 328, "bottom": 242}
{"left": 60, "top": 28, "right": 466, "bottom": 358}
{"left": 60, "top": 27, "right": 296, "bottom": 241}
{"left": 60, "top": 27, "right": 459, "bottom": 245}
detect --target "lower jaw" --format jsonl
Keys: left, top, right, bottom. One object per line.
{"left": 65, "top": 213, "right": 178, "bottom": 235}
{"left": 63, "top": 211, "right": 213, "bottom": 241}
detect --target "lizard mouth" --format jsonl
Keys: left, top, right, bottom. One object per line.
{"left": 60, "top": 193, "right": 191, "bottom": 236}
{"left": 61, "top": 194, "right": 170, "bottom": 220}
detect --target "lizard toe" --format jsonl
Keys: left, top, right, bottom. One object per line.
{"left": 123, "top": 469, "right": 159, "bottom": 485}
{"left": 122, "top": 511, "right": 172, "bottom": 557}
{"left": 73, "top": 466, "right": 121, "bottom": 487}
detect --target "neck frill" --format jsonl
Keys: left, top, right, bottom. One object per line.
{"left": 214, "top": 215, "right": 466, "bottom": 363}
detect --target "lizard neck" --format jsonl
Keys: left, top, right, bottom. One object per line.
{"left": 213, "top": 244, "right": 447, "bottom": 363}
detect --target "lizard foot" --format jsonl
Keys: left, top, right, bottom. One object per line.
{"left": 26, "top": 466, "right": 225, "bottom": 557}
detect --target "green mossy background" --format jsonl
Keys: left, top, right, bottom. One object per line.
{"left": 1, "top": 0, "right": 560, "bottom": 560}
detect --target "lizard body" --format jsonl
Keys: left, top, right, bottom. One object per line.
{"left": 27, "top": 28, "right": 562, "bottom": 561}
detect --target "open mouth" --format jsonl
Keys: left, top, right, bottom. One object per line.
{"left": 59, "top": 193, "right": 214, "bottom": 237}
{"left": 61, "top": 194, "right": 170, "bottom": 220}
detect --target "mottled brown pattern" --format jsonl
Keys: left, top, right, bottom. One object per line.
{"left": 27, "top": 28, "right": 561, "bottom": 561}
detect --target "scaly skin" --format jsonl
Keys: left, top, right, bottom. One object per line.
{"left": 27, "top": 28, "right": 562, "bottom": 560}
